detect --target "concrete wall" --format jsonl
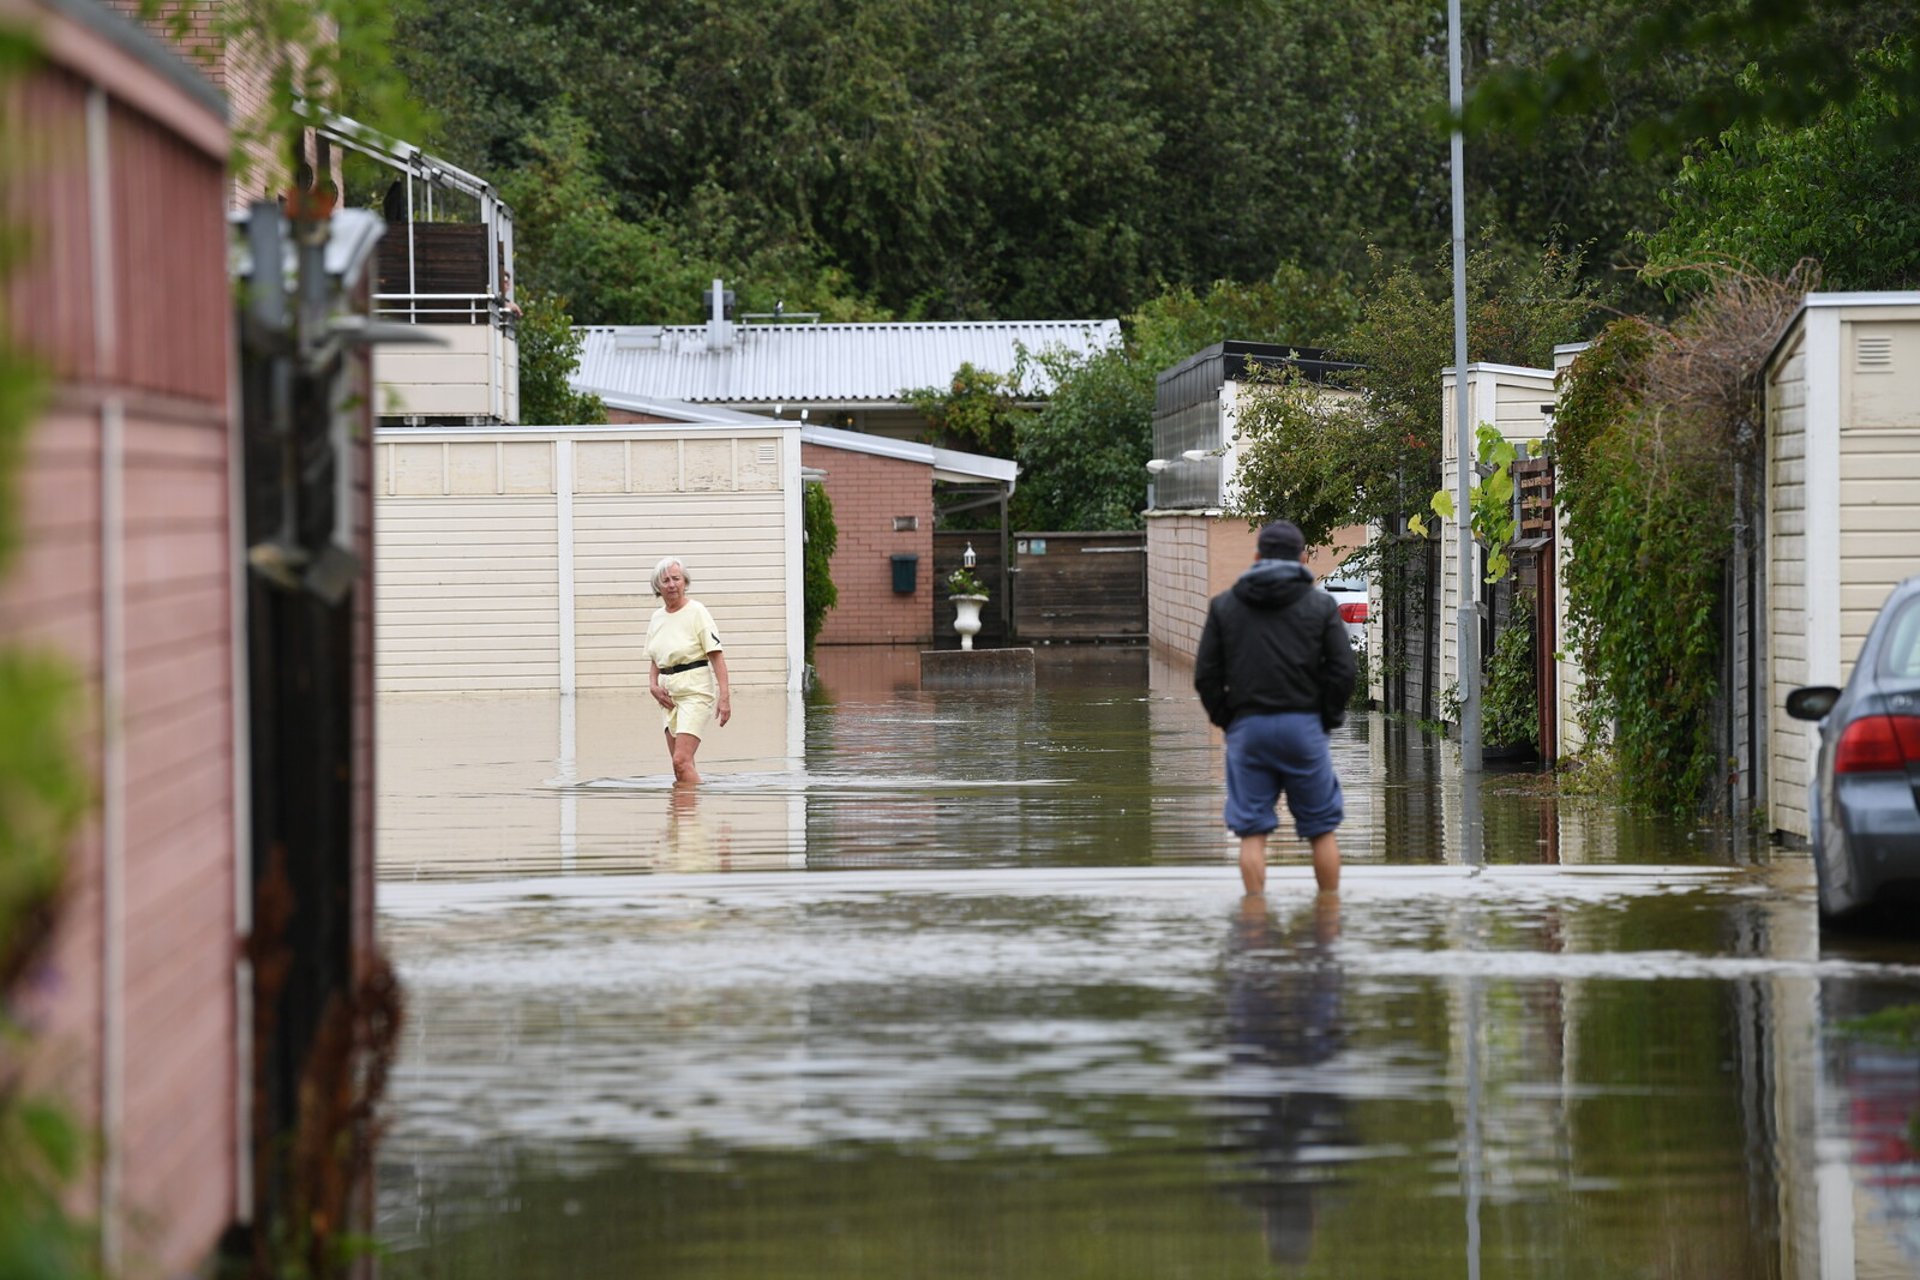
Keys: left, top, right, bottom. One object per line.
{"left": 376, "top": 425, "right": 803, "bottom": 692}
{"left": 1, "top": 6, "right": 239, "bottom": 1268}
{"left": 801, "top": 441, "right": 935, "bottom": 646}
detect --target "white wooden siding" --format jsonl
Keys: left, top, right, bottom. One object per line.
{"left": 1837, "top": 318, "right": 1920, "bottom": 660}
{"left": 374, "top": 324, "right": 517, "bottom": 422}
{"left": 574, "top": 492, "right": 789, "bottom": 689}
{"left": 374, "top": 425, "right": 799, "bottom": 694}
{"left": 1767, "top": 325, "right": 1811, "bottom": 837}
{"left": 1439, "top": 365, "right": 1555, "bottom": 704}
{"left": 377, "top": 498, "right": 560, "bottom": 691}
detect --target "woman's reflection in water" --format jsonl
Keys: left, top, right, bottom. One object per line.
{"left": 1220, "top": 893, "right": 1349, "bottom": 1268}
{"left": 660, "top": 785, "right": 731, "bottom": 872}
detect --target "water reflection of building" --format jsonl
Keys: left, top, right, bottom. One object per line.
{"left": 1218, "top": 896, "right": 1350, "bottom": 1267}
{"left": 377, "top": 689, "right": 804, "bottom": 878}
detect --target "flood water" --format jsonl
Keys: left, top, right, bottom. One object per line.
{"left": 375, "top": 647, "right": 1920, "bottom": 1278}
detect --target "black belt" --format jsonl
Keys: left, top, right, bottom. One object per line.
{"left": 660, "top": 659, "right": 710, "bottom": 675}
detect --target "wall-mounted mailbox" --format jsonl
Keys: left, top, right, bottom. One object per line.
{"left": 890, "top": 553, "right": 919, "bottom": 594}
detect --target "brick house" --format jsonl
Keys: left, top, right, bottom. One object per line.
{"left": 591, "top": 390, "right": 1015, "bottom": 648}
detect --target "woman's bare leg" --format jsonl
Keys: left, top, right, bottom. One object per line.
{"left": 670, "top": 732, "right": 704, "bottom": 785}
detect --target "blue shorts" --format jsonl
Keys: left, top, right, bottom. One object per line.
{"left": 1223, "top": 711, "right": 1344, "bottom": 839}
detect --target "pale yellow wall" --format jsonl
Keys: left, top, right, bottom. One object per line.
{"left": 375, "top": 323, "right": 515, "bottom": 421}
{"left": 575, "top": 491, "right": 788, "bottom": 689}
{"left": 1767, "top": 324, "right": 1812, "bottom": 838}
{"left": 1837, "top": 316, "right": 1920, "bottom": 658}
{"left": 375, "top": 429, "right": 796, "bottom": 694}
{"left": 377, "top": 491, "right": 561, "bottom": 692}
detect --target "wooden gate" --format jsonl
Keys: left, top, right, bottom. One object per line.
{"left": 1011, "top": 531, "right": 1146, "bottom": 642}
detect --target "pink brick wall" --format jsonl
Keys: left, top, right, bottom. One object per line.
{"left": 802, "top": 443, "right": 934, "bottom": 646}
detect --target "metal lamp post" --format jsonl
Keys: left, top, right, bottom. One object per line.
{"left": 1449, "top": 0, "right": 1482, "bottom": 774}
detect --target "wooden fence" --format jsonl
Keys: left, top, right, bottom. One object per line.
{"left": 931, "top": 530, "right": 1147, "bottom": 645}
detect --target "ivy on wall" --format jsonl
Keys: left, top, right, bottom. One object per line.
{"left": 802, "top": 480, "right": 838, "bottom": 660}
{"left": 1552, "top": 265, "right": 1807, "bottom": 809}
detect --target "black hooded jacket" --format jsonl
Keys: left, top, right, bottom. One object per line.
{"left": 1193, "top": 561, "right": 1357, "bottom": 730}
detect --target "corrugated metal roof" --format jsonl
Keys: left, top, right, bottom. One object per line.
{"left": 572, "top": 319, "right": 1122, "bottom": 405}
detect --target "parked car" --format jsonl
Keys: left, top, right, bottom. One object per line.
{"left": 1321, "top": 575, "right": 1369, "bottom": 654}
{"left": 1785, "top": 574, "right": 1920, "bottom": 923}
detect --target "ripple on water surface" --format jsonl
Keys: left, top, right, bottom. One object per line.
{"left": 376, "top": 653, "right": 1920, "bottom": 1277}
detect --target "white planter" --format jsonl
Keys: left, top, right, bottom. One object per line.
{"left": 949, "top": 594, "right": 989, "bottom": 650}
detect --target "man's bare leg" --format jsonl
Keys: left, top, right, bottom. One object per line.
{"left": 1238, "top": 832, "right": 1269, "bottom": 895}
{"left": 1309, "top": 830, "right": 1340, "bottom": 894}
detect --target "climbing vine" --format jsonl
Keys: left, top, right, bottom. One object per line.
{"left": 1553, "top": 264, "right": 1808, "bottom": 809}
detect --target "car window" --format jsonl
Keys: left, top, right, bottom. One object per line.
{"left": 1322, "top": 579, "right": 1365, "bottom": 593}
{"left": 1881, "top": 596, "right": 1920, "bottom": 678}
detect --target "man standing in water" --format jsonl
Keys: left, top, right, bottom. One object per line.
{"left": 1194, "top": 520, "right": 1355, "bottom": 896}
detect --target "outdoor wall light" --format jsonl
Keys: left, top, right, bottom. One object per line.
{"left": 1181, "top": 449, "right": 1211, "bottom": 462}
{"left": 1145, "top": 458, "right": 1170, "bottom": 473}
{"left": 962, "top": 542, "right": 977, "bottom": 568}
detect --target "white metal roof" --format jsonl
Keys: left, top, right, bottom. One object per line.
{"left": 800, "top": 425, "right": 1018, "bottom": 488}
{"left": 584, "top": 388, "right": 774, "bottom": 425}
{"left": 572, "top": 319, "right": 1122, "bottom": 406}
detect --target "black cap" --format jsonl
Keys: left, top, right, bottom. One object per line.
{"left": 1256, "top": 520, "right": 1305, "bottom": 561}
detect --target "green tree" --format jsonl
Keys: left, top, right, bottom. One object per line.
{"left": 1011, "top": 348, "right": 1156, "bottom": 532}
{"left": 515, "top": 289, "right": 605, "bottom": 426}
{"left": 1228, "top": 368, "right": 1399, "bottom": 548}
{"left": 904, "top": 361, "right": 1027, "bottom": 458}
{"left": 500, "top": 104, "right": 882, "bottom": 327}
{"left": 393, "top": 0, "right": 1727, "bottom": 321}
{"left": 1340, "top": 234, "right": 1603, "bottom": 459}
{"left": 1125, "top": 265, "right": 1361, "bottom": 378}
{"left": 1464, "top": 0, "right": 1920, "bottom": 157}
{"left": 1639, "top": 41, "right": 1920, "bottom": 291}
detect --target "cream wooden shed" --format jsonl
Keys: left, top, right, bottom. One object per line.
{"left": 1436, "top": 363, "right": 1559, "bottom": 706}
{"left": 1765, "top": 293, "right": 1920, "bottom": 840}
{"left": 375, "top": 419, "right": 804, "bottom": 694}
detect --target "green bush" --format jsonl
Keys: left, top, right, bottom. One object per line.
{"left": 1483, "top": 597, "right": 1538, "bottom": 749}
{"left": 801, "top": 480, "right": 838, "bottom": 659}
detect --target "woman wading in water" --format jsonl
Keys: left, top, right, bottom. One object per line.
{"left": 646, "top": 556, "right": 730, "bottom": 784}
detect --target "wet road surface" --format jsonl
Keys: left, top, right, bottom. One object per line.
{"left": 375, "top": 647, "right": 1920, "bottom": 1278}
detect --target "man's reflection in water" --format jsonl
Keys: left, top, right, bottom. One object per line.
{"left": 1219, "top": 893, "right": 1349, "bottom": 1268}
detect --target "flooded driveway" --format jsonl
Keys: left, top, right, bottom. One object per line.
{"left": 375, "top": 648, "right": 1920, "bottom": 1278}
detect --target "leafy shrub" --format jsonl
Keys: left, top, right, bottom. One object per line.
{"left": 802, "top": 481, "right": 839, "bottom": 659}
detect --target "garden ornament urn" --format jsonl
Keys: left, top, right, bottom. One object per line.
{"left": 951, "top": 595, "right": 987, "bottom": 650}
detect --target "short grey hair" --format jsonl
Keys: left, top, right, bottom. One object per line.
{"left": 650, "top": 556, "right": 690, "bottom": 595}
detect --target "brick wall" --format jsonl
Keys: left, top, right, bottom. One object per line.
{"left": 1147, "top": 514, "right": 1210, "bottom": 663}
{"left": 802, "top": 443, "right": 933, "bottom": 646}
{"left": 112, "top": 0, "right": 296, "bottom": 207}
